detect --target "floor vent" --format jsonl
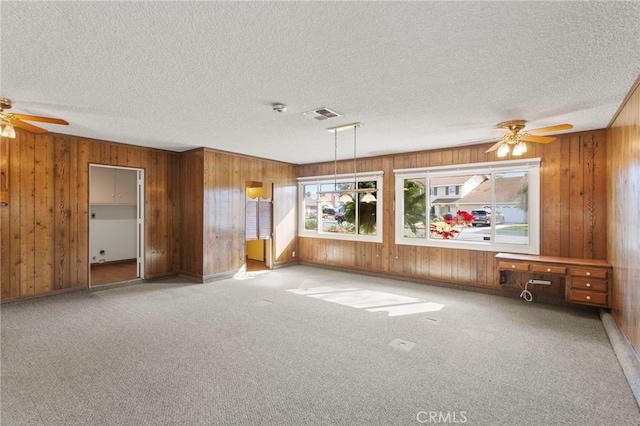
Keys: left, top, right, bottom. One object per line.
{"left": 389, "top": 338, "right": 416, "bottom": 352}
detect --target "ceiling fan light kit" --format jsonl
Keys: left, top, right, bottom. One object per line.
{"left": 512, "top": 140, "right": 528, "bottom": 155}
{"left": 497, "top": 142, "right": 511, "bottom": 157}
{"left": 488, "top": 119, "right": 572, "bottom": 157}
{"left": 1, "top": 123, "right": 16, "bottom": 139}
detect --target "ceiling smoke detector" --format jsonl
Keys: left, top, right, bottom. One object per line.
{"left": 303, "top": 107, "right": 341, "bottom": 121}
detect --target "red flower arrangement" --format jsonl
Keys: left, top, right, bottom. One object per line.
{"left": 430, "top": 210, "right": 474, "bottom": 239}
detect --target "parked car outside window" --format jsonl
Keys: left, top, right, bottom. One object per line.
{"left": 322, "top": 207, "right": 336, "bottom": 218}
{"left": 471, "top": 209, "right": 504, "bottom": 226}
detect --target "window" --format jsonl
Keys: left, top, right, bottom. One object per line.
{"left": 298, "top": 171, "right": 383, "bottom": 243}
{"left": 394, "top": 159, "right": 540, "bottom": 254}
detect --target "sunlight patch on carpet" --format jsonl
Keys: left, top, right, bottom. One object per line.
{"left": 286, "top": 286, "right": 444, "bottom": 317}
{"left": 368, "top": 302, "right": 444, "bottom": 316}
{"left": 308, "top": 290, "right": 420, "bottom": 309}
{"left": 287, "top": 287, "right": 360, "bottom": 295}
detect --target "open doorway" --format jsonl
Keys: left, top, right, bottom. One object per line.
{"left": 89, "top": 165, "right": 144, "bottom": 286}
{"left": 245, "top": 181, "right": 273, "bottom": 272}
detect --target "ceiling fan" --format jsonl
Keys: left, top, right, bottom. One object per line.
{"left": 0, "top": 97, "right": 69, "bottom": 138}
{"left": 486, "top": 120, "right": 573, "bottom": 157}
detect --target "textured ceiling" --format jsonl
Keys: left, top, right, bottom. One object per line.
{"left": 1, "top": 1, "right": 639, "bottom": 164}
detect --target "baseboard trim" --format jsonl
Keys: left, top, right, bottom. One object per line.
{"left": 0, "top": 286, "right": 86, "bottom": 304}
{"left": 600, "top": 309, "right": 640, "bottom": 409}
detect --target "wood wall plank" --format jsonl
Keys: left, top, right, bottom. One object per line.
{"left": 0, "top": 138, "right": 9, "bottom": 298}
{"left": 76, "top": 140, "right": 91, "bottom": 288}
{"left": 540, "top": 138, "right": 562, "bottom": 256}
{"left": 34, "top": 135, "right": 54, "bottom": 294}
{"left": 179, "top": 149, "right": 204, "bottom": 279}
{"left": 607, "top": 76, "right": 640, "bottom": 355}
{"left": 8, "top": 134, "right": 21, "bottom": 297}
{"left": 20, "top": 132, "right": 36, "bottom": 295}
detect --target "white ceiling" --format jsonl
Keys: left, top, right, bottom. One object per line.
{"left": 2, "top": 1, "right": 639, "bottom": 165}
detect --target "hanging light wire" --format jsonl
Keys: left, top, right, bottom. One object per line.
{"left": 334, "top": 129, "right": 338, "bottom": 190}
{"left": 317, "top": 122, "right": 376, "bottom": 203}
{"left": 338, "top": 128, "right": 354, "bottom": 203}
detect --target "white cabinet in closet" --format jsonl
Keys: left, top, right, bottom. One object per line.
{"left": 90, "top": 167, "right": 137, "bottom": 205}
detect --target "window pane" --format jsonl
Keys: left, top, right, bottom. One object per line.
{"left": 318, "top": 183, "right": 337, "bottom": 234}
{"left": 394, "top": 159, "right": 539, "bottom": 254}
{"left": 429, "top": 174, "right": 482, "bottom": 241}
{"left": 403, "top": 178, "right": 427, "bottom": 238}
{"left": 329, "top": 183, "right": 356, "bottom": 234}
{"left": 303, "top": 184, "right": 318, "bottom": 232}
{"left": 298, "top": 172, "right": 383, "bottom": 243}
{"left": 356, "top": 181, "right": 377, "bottom": 236}
{"left": 494, "top": 172, "right": 529, "bottom": 245}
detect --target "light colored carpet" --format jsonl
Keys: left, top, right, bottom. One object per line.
{"left": 2, "top": 265, "right": 639, "bottom": 425}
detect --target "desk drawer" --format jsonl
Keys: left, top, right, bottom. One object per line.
{"left": 571, "top": 267, "right": 607, "bottom": 279}
{"left": 498, "top": 261, "right": 529, "bottom": 272}
{"left": 531, "top": 264, "right": 567, "bottom": 275}
{"left": 568, "top": 290, "right": 607, "bottom": 306}
{"left": 571, "top": 277, "right": 607, "bottom": 292}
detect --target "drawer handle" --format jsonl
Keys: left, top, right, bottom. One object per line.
{"left": 586, "top": 272, "right": 591, "bottom": 276}
{"left": 511, "top": 265, "right": 516, "bottom": 268}
{"left": 546, "top": 268, "right": 551, "bottom": 272}
{"left": 586, "top": 296, "right": 591, "bottom": 300}
{"left": 586, "top": 283, "right": 591, "bottom": 287}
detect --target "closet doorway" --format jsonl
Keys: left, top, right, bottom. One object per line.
{"left": 89, "top": 165, "right": 144, "bottom": 286}
{"left": 245, "top": 181, "right": 273, "bottom": 272}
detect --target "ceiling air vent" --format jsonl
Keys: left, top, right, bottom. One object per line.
{"left": 303, "top": 107, "right": 341, "bottom": 121}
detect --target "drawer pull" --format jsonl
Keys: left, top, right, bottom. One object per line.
{"left": 586, "top": 283, "right": 591, "bottom": 287}
{"left": 586, "top": 296, "right": 591, "bottom": 300}
{"left": 586, "top": 272, "right": 591, "bottom": 276}
{"left": 511, "top": 264, "right": 516, "bottom": 268}
{"left": 546, "top": 268, "right": 551, "bottom": 272}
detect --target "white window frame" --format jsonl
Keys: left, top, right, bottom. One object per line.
{"left": 298, "top": 171, "right": 383, "bottom": 243}
{"left": 394, "top": 159, "right": 540, "bottom": 254}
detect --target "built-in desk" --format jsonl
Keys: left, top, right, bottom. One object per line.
{"left": 496, "top": 253, "right": 612, "bottom": 308}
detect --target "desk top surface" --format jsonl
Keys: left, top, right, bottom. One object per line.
{"left": 495, "top": 253, "right": 611, "bottom": 268}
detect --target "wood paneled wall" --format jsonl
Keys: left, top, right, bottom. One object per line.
{"left": 0, "top": 130, "right": 181, "bottom": 300}
{"left": 607, "top": 76, "right": 640, "bottom": 354}
{"left": 178, "top": 148, "right": 298, "bottom": 281}
{"left": 1, "top": 132, "right": 298, "bottom": 299}
{"left": 298, "top": 129, "right": 608, "bottom": 296}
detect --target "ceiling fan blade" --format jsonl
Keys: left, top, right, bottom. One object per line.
{"left": 485, "top": 140, "right": 504, "bottom": 153}
{"left": 10, "top": 113, "right": 69, "bottom": 125}
{"left": 528, "top": 123, "right": 573, "bottom": 134}
{"left": 6, "top": 117, "right": 48, "bottom": 133}
{"left": 521, "top": 135, "right": 556, "bottom": 143}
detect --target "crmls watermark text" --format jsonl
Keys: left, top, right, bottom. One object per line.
{"left": 416, "top": 411, "right": 468, "bottom": 424}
